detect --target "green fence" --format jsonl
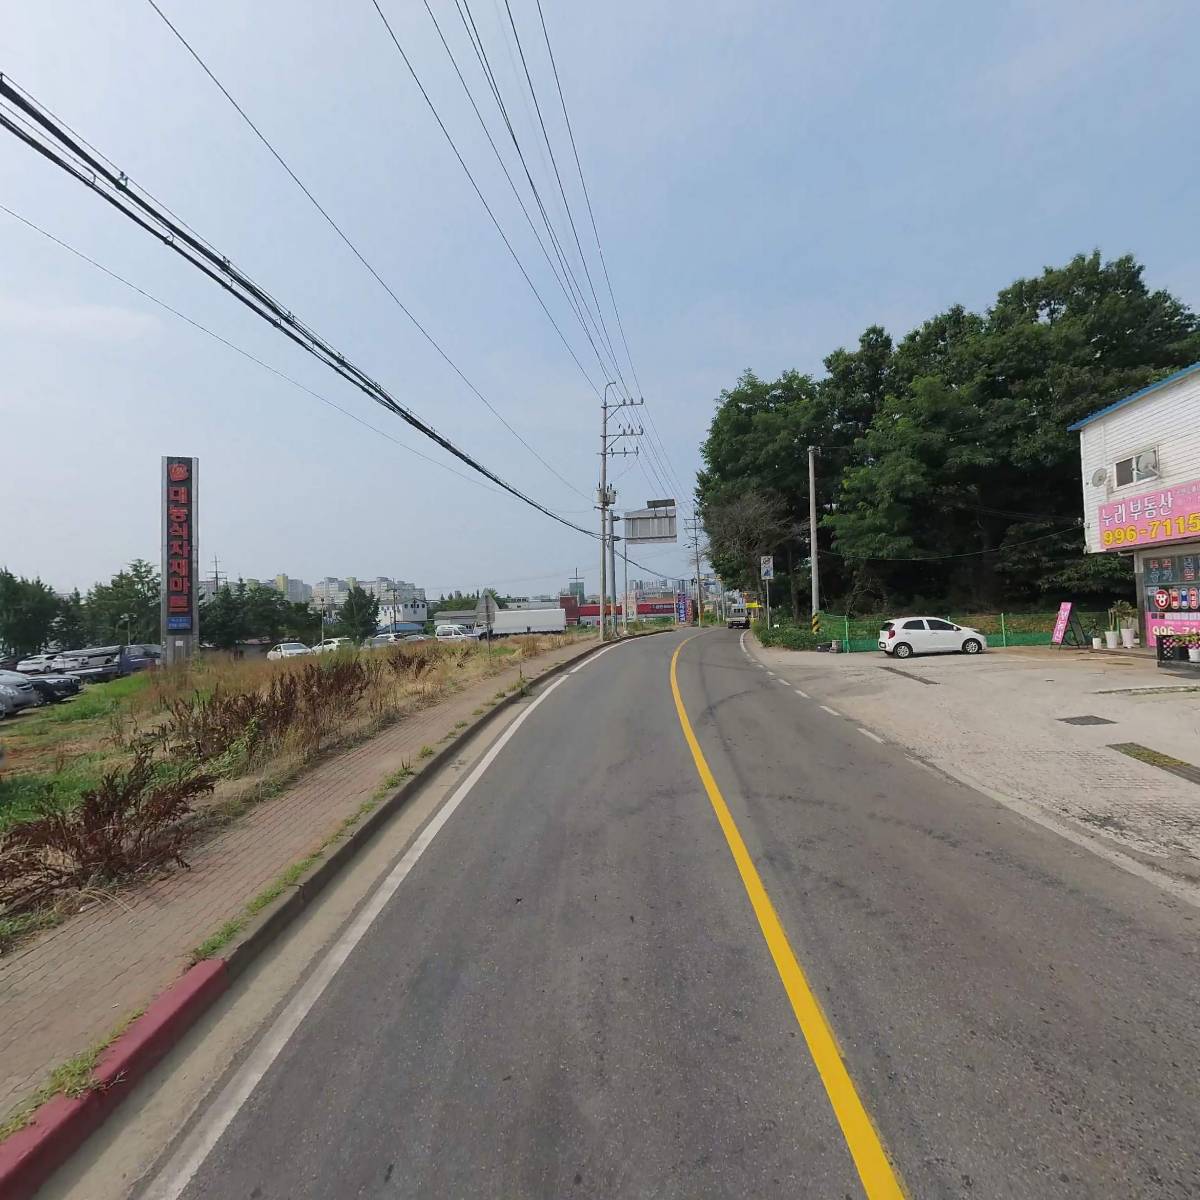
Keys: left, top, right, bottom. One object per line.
{"left": 764, "top": 611, "right": 1109, "bottom": 652}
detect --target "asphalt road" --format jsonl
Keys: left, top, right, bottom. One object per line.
{"left": 149, "top": 630, "right": 1200, "bottom": 1199}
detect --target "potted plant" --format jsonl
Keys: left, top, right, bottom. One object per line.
{"left": 1189, "top": 634, "right": 1200, "bottom": 665}
{"left": 1103, "top": 608, "right": 1121, "bottom": 650}
{"left": 1109, "top": 600, "right": 1138, "bottom": 649}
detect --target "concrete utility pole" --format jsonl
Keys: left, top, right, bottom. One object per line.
{"left": 808, "top": 445, "right": 820, "bottom": 619}
{"left": 608, "top": 512, "right": 619, "bottom": 637}
{"left": 599, "top": 383, "right": 643, "bottom": 640}
{"left": 622, "top": 536, "right": 630, "bottom": 634}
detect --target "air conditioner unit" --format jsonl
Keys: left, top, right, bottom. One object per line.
{"left": 1090, "top": 467, "right": 1109, "bottom": 489}
{"left": 1134, "top": 449, "right": 1159, "bottom": 481}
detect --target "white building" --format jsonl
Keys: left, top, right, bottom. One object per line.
{"left": 378, "top": 599, "right": 428, "bottom": 630}
{"left": 1071, "top": 362, "right": 1200, "bottom": 647}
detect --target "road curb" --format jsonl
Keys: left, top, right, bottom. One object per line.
{"left": 0, "top": 631, "right": 663, "bottom": 1198}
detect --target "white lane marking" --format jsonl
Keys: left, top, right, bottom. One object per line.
{"left": 143, "top": 675, "right": 570, "bottom": 1200}
{"left": 568, "top": 640, "right": 627, "bottom": 673}
{"left": 739, "top": 630, "right": 747, "bottom": 655}
{"left": 819, "top": 705, "right": 840, "bottom": 716}
{"left": 794, "top": 689, "right": 809, "bottom": 698}
{"left": 776, "top": 678, "right": 790, "bottom": 686}
{"left": 858, "top": 728, "right": 885, "bottom": 744}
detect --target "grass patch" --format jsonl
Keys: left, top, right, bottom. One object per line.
{"left": 0, "top": 907, "right": 64, "bottom": 955}
{"left": 374, "top": 763, "right": 414, "bottom": 799}
{"left": 190, "top": 916, "right": 247, "bottom": 962}
{"left": 0, "top": 1005, "right": 145, "bottom": 1139}
{"left": 472, "top": 707, "right": 484, "bottom": 715}
{"left": 418, "top": 745, "right": 434, "bottom": 759}
{"left": 454, "top": 720, "right": 468, "bottom": 730}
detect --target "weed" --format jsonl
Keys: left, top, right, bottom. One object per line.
{"left": 0, "top": 1005, "right": 144, "bottom": 1139}
{"left": 0, "top": 747, "right": 214, "bottom": 915}
{"left": 374, "top": 763, "right": 415, "bottom": 799}
{"left": 190, "top": 916, "right": 247, "bottom": 961}
{"left": 418, "top": 745, "right": 435, "bottom": 759}
{"left": 453, "top": 720, "right": 468, "bottom": 730}
{"left": 472, "top": 707, "right": 484, "bottom": 716}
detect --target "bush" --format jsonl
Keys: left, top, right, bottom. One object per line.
{"left": 0, "top": 746, "right": 214, "bottom": 915}
{"left": 756, "top": 622, "right": 821, "bottom": 650}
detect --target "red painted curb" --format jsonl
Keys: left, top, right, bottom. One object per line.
{"left": 0, "top": 959, "right": 228, "bottom": 1200}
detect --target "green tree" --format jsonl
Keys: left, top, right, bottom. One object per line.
{"left": 86, "top": 559, "right": 161, "bottom": 644}
{"left": 335, "top": 585, "right": 379, "bottom": 642}
{"left": 52, "top": 589, "right": 88, "bottom": 650}
{"left": 0, "top": 569, "right": 61, "bottom": 657}
{"left": 198, "top": 583, "right": 248, "bottom": 651}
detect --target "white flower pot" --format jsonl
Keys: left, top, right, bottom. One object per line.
{"left": 1189, "top": 648, "right": 1200, "bottom": 664}
{"left": 1120, "top": 627, "right": 1136, "bottom": 649}
{"left": 1104, "top": 630, "right": 1120, "bottom": 649}
{"left": 1091, "top": 637, "right": 1103, "bottom": 650}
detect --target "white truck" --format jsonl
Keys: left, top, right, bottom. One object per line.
{"left": 483, "top": 607, "right": 567, "bottom": 637}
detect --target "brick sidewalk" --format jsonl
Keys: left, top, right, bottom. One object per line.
{"left": 0, "top": 637, "right": 596, "bottom": 1116}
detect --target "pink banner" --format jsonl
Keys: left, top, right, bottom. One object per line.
{"left": 1145, "top": 611, "right": 1200, "bottom": 648}
{"left": 1050, "top": 601, "right": 1072, "bottom": 645}
{"left": 1099, "top": 478, "right": 1200, "bottom": 550}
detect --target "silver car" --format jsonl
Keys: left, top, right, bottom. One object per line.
{"left": 0, "top": 672, "right": 38, "bottom": 713}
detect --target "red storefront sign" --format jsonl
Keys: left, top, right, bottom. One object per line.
{"left": 163, "top": 457, "right": 195, "bottom": 633}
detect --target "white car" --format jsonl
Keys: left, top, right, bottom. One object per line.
{"left": 267, "top": 642, "right": 312, "bottom": 660}
{"left": 364, "top": 633, "right": 406, "bottom": 648}
{"left": 434, "top": 624, "right": 476, "bottom": 643}
{"left": 879, "top": 617, "right": 987, "bottom": 659}
{"left": 15, "top": 653, "right": 58, "bottom": 674}
{"left": 311, "top": 637, "right": 355, "bottom": 654}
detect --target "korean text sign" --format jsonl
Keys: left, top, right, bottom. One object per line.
{"left": 1099, "top": 479, "right": 1200, "bottom": 549}
{"left": 1050, "top": 601, "right": 1073, "bottom": 645}
{"left": 163, "top": 457, "right": 196, "bottom": 633}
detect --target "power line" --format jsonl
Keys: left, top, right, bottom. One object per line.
{"left": 529, "top": 0, "right": 690, "bottom": 507}
{"left": 420, "top": 0, "right": 620, "bottom": 390}
{"left": 140, "top": 0, "right": 585, "bottom": 502}
{"left": 0, "top": 201, "right": 506, "bottom": 499}
{"left": 499, "top": 0, "right": 627, "bottom": 396}
{"left": 0, "top": 75, "right": 593, "bottom": 537}
{"left": 367, "top": 0, "right": 606, "bottom": 401}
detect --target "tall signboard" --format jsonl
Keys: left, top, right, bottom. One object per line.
{"left": 625, "top": 499, "right": 677, "bottom": 545}
{"left": 161, "top": 456, "right": 199, "bottom": 665}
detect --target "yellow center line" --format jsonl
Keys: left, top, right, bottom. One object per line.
{"left": 669, "top": 635, "right": 907, "bottom": 1199}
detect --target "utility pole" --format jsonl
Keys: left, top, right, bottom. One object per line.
{"left": 808, "top": 445, "right": 820, "bottom": 620}
{"left": 685, "top": 517, "right": 704, "bottom": 626}
{"left": 608, "top": 511, "right": 619, "bottom": 636}
{"left": 622, "top": 535, "right": 630, "bottom": 633}
{"left": 599, "top": 383, "right": 643, "bottom": 640}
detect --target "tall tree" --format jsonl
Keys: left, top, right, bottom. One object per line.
{"left": 51, "top": 589, "right": 88, "bottom": 650}
{"left": 335, "top": 585, "right": 379, "bottom": 642}
{"left": 0, "top": 569, "right": 60, "bottom": 657}
{"left": 86, "top": 559, "right": 161, "bottom": 644}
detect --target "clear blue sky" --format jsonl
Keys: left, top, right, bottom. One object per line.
{"left": 2, "top": 0, "right": 1197, "bottom": 596}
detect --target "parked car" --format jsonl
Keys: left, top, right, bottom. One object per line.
{"left": 434, "top": 624, "right": 476, "bottom": 643}
{"left": 364, "top": 633, "right": 405, "bottom": 649}
{"left": 0, "top": 670, "right": 40, "bottom": 712}
{"left": 15, "top": 652, "right": 59, "bottom": 674}
{"left": 28, "top": 673, "right": 82, "bottom": 705}
{"left": 267, "top": 642, "right": 312, "bottom": 660}
{"left": 50, "top": 644, "right": 158, "bottom": 682}
{"left": 311, "top": 637, "right": 355, "bottom": 654}
{"left": 879, "top": 617, "right": 987, "bottom": 659}
{"left": 727, "top": 603, "right": 749, "bottom": 630}
{"left": 402, "top": 633, "right": 430, "bottom": 643}
{"left": 0, "top": 683, "right": 23, "bottom": 718}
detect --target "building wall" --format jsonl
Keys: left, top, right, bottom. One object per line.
{"left": 1079, "top": 371, "right": 1200, "bottom": 553}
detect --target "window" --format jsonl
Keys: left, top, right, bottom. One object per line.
{"left": 902, "top": 619, "right": 926, "bottom": 630}
{"left": 1115, "top": 447, "right": 1159, "bottom": 487}
{"left": 926, "top": 619, "right": 957, "bottom": 631}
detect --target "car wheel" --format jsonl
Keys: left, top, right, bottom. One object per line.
{"left": 962, "top": 638, "right": 982, "bottom": 655}
{"left": 892, "top": 641, "right": 913, "bottom": 659}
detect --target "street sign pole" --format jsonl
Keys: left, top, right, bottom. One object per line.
{"left": 759, "top": 555, "right": 774, "bottom": 631}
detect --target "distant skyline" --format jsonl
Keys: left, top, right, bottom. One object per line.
{"left": 4, "top": 1, "right": 1198, "bottom": 595}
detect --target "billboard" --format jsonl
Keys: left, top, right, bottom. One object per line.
{"left": 625, "top": 499, "right": 677, "bottom": 544}
{"left": 161, "top": 456, "right": 198, "bottom": 654}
